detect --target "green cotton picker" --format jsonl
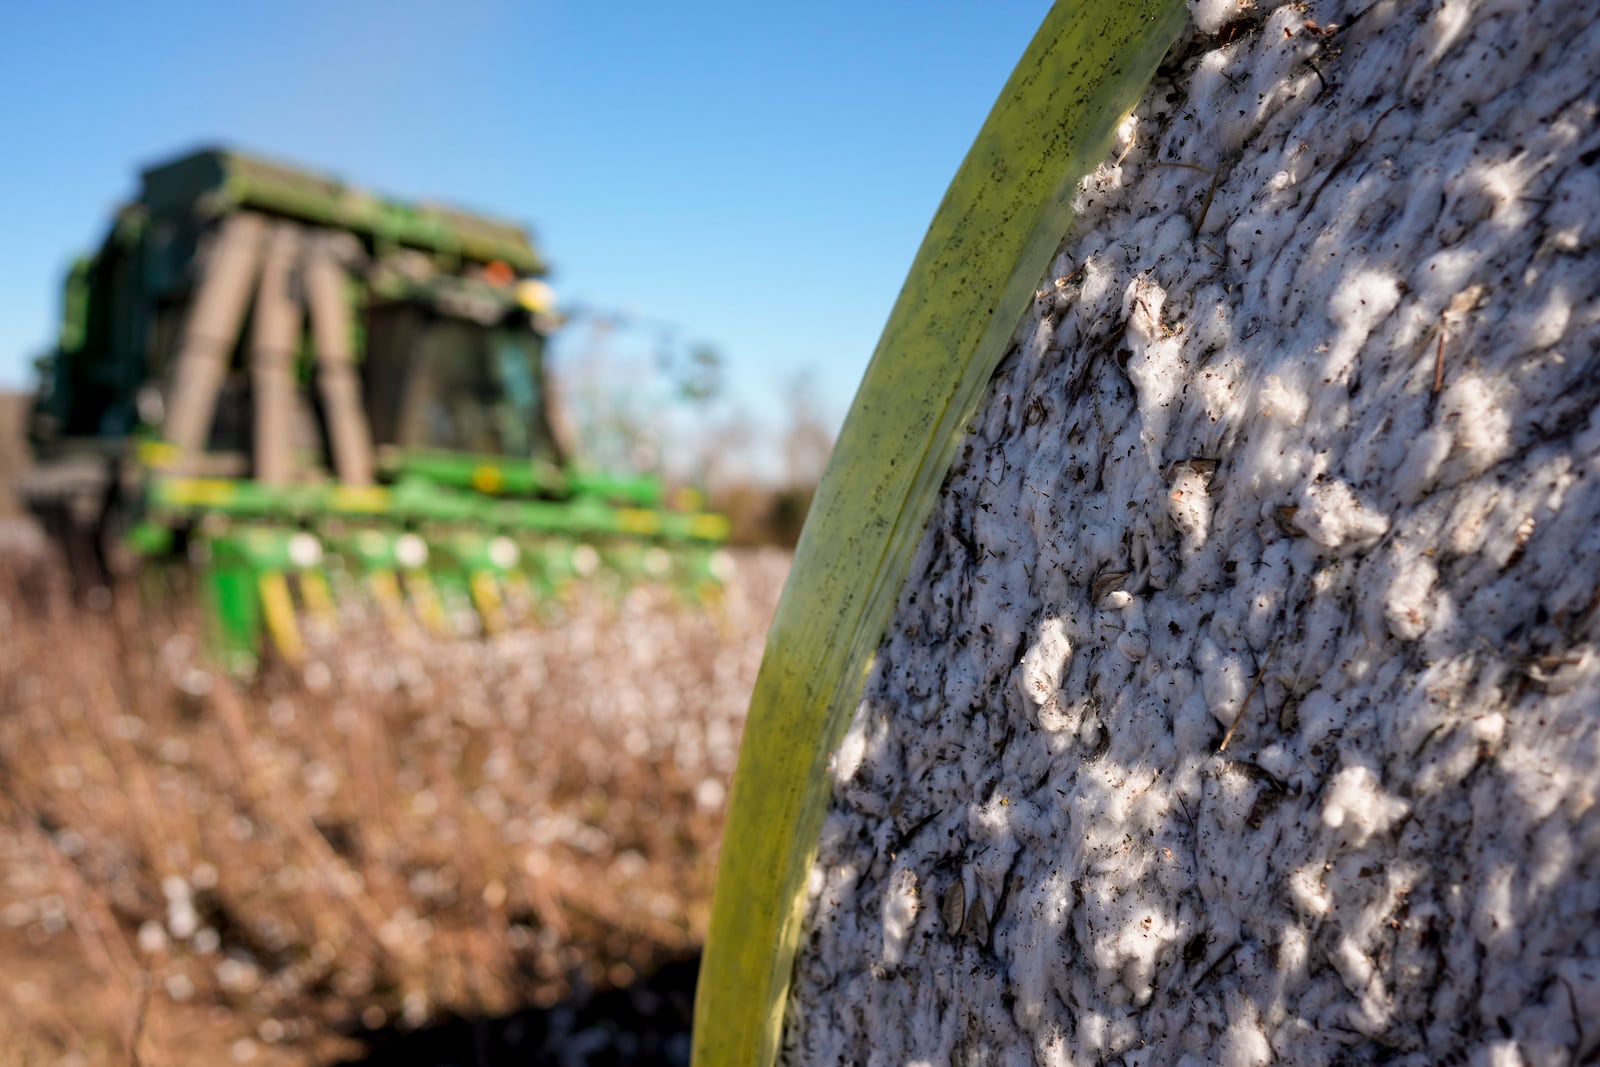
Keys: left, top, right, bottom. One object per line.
{"left": 23, "top": 147, "right": 730, "bottom": 672}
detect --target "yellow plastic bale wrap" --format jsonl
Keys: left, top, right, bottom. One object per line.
{"left": 691, "top": 3, "right": 1187, "bottom": 1062}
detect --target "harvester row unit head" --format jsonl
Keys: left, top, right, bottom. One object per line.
{"left": 25, "top": 147, "right": 730, "bottom": 671}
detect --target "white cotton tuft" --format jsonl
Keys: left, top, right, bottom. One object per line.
{"left": 1322, "top": 766, "right": 1408, "bottom": 848}
{"left": 1188, "top": 0, "right": 1247, "bottom": 36}
{"left": 1018, "top": 617, "right": 1072, "bottom": 707}
{"left": 1292, "top": 478, "right": 1389, "bottom": 551}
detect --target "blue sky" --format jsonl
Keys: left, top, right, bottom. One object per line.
{"left": 2, "top": 2, "right": 1050, "bottom": 460}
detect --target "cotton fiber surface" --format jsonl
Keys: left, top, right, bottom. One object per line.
{"left": 784, "top": 1, "right": 1600, "bottom": 1062}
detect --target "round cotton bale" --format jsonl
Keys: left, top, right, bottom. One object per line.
{"left": 780, "top": 1, "right": 1600, "bottom": 1063}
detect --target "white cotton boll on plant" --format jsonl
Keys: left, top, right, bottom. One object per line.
{"left": 138, "top": 920, "right": 168, "bottom": 955}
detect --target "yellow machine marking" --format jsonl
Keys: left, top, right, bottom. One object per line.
{"left": 689, "top": 4, "right": 1187, "bottom": 1064}
{"left": 366, "top": 570, "right": 407, "bottom": 629}
{"left": 329, "top": 485, "right": 391, "bottom": 512}
{"left": 163, "top": 478, "right": 238, "bottom": 506}
{"left": 136, "top": 439, "right": 182, "bottom": 470}
{"left": 258, "top": 572, "right": 304, "bottom": 664}
{"left": 469, "top": 572, "right": 508, "bottom": 634}
{"left": 297, "top": 571, "right": 338, "bottom": 626}
{"left": 403, "top": 570, "right": 449, "bottom": 635}
{"left": 616, "top": 508, "right": 662, "bottom": 535}
{"left": 688, "top": 514, "right": 732, "bottom": 541}
{"left": 470, "top": 465, "right": 505, "bottom": 493}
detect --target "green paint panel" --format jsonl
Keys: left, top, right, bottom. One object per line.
{"left": 140, "top": 148, "right": 546, "bottom": 273}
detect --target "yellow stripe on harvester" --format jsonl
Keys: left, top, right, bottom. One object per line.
{"left": 161, "top": 477, "right": 238, "bottom": 507}
{"left": 469, "top": 571, "right": 508, "bottom": 634}
{"left": 258, "top": 572, "right": 304, "bottom": 665}
{"left": 366, "top": 570, "right": 407, "bottom": 629}
{"left": 297, "top": 571, "right": 338, "bottom": 628}
{"left": 690, "top": 4, "right": 1187, "bottom": 1064}
{"left": 688, "top": 514, "right": 732, "bottom": 541}
{"left": 329, "top": 485, "right": 391, "bottom": 513}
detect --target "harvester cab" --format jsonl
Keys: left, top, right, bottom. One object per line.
{"left": 24, "top": 147, "right": 731, "bottom": 672}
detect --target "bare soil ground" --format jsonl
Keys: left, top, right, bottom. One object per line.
{"left": 0, "top": 549, "right": 788, "bottom": 1065}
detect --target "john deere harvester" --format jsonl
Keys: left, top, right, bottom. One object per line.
{"left": 24, "top": 147, "right": 729, "bottom": 671}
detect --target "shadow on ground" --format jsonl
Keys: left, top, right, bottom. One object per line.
{"left": 332, "top": 952, "right": 699, "bottom": 1067}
